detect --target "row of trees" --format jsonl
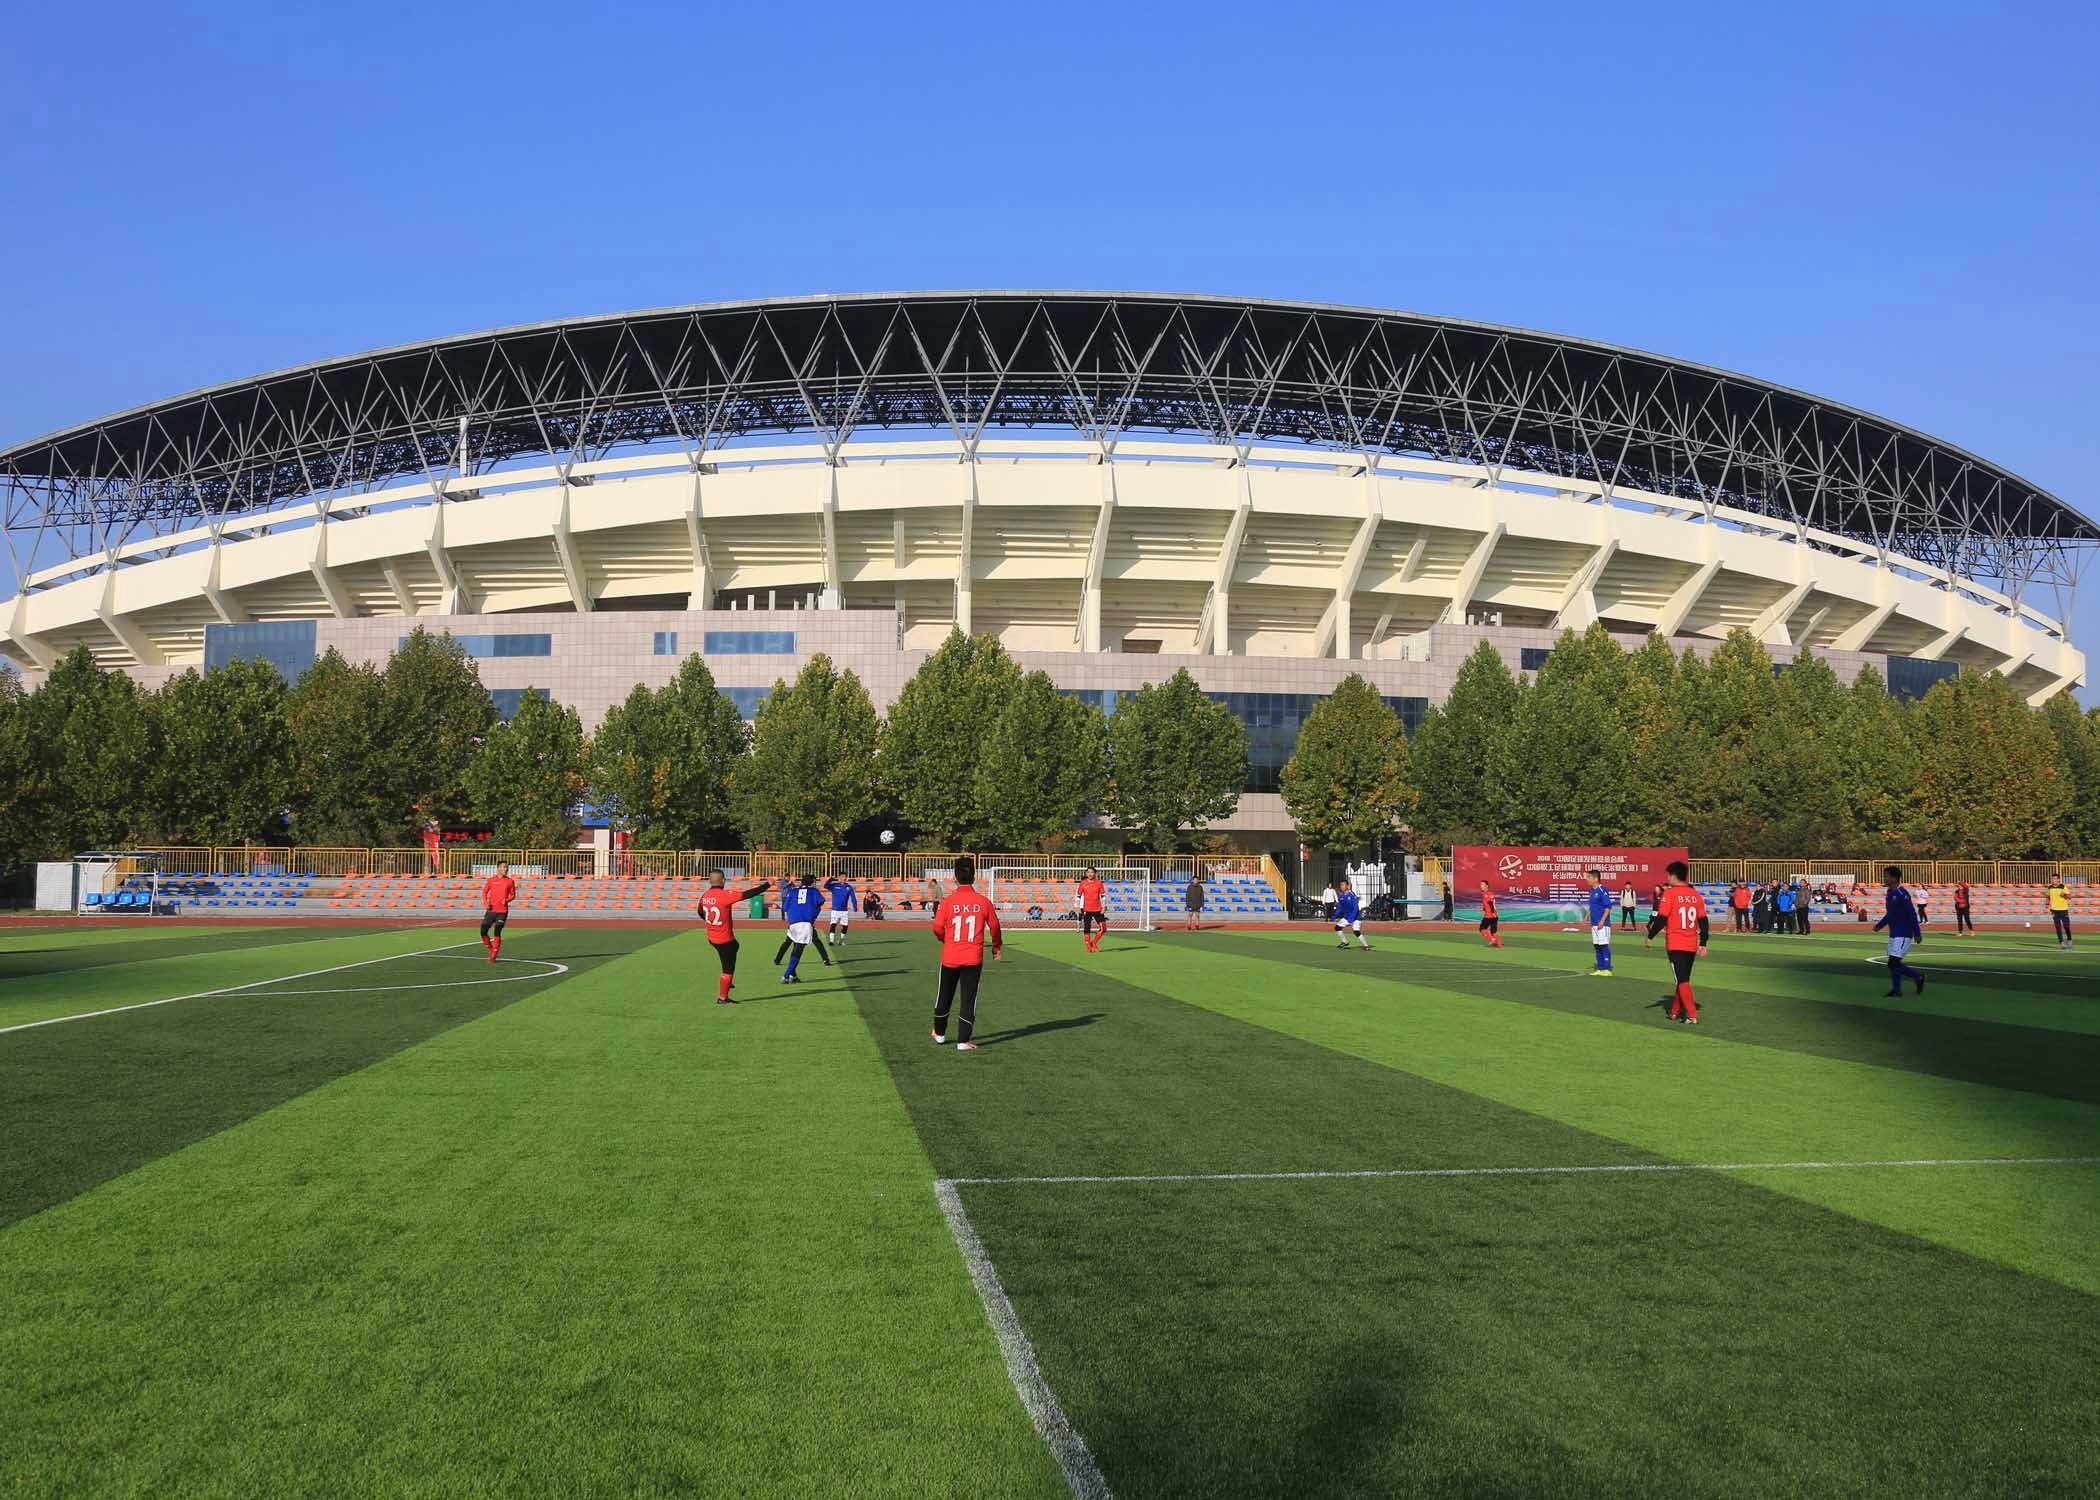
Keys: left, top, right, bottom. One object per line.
{"left": 1277, "top": 623, "right": 2100, "bottom": 859}
{"left": 0, "top": 630, "right": 1254, "bottom": 878}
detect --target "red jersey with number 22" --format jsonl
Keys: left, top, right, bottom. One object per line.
{"left": 698, "top": 887, "right": 743, "bottom": 945}
{"left": 1658, "top": 885, "right": 1705, "bottom": 952}
{"left": 934, "top": 887, "right": 1001, "bottom": 966}
{"left": 1077, "top": 878, "right": 1105, "bottom": 914}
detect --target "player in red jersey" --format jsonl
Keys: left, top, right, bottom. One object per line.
{"left": 479, "top": 862, "right": 518, "bottom": 963}
{"left": 1075, "top": 866, "right": 1108, "bottom": 954}
{"left": 697, "top": 869, "right": 773, "bottom": 1004}
{"left": 1645, "top": 859, "right": 1710, "bottom": 1025}
{"left": 1477, "top": 881, "right": 1503, "bottom": 948}
{"left": 932, "top": 856, "right": 1003, "bottom": 1050}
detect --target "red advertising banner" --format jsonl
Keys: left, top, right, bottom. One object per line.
{"left": 1454, "top": 846, "right": 1689, "bottom": 905}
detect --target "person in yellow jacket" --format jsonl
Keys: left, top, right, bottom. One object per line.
{"left": 2045, "top": 876, "right": 2073, "bottom": 949}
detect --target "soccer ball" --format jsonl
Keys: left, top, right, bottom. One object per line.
{"left": 879, "top": 829, "right": 896, "bottom": 847}
{"left": 2024, "top": 920, "right": 2032, "bottom": 928}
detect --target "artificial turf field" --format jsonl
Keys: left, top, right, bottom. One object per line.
{"left": 3, "top": 918, "right": 2098, "bottom": 1498}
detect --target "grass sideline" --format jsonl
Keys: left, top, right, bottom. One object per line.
{"left": 3, "top": 918, "right": 2097, "bottom": 1496}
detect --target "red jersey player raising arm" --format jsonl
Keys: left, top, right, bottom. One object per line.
{"left": 479, "top": 862, "right": 518, "bottom": 963}
{"left": 1477, "top": 881, "right": 1503, "bottom": 948}
{"left": 697, "top": 870, "right": 772, "bottom": 1004}
{"left": 1645, "top": 860, "right": 1710, "bottom": 1025}
{"left": 932, "top": 856, "right": 1003, "bottom": 1050}
{"left": 1075, "top": 866, "right": 1108, "bottom": 954}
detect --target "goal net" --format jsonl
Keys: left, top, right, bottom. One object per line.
{"left": 981, "top": 866, "right": 1155, "bottom": 932}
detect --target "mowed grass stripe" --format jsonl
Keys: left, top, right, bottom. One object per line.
{"left": 1230, "top": 924, "right": 2100, "bottom": 1033}
{"left": 0, "top": 922, "right": 464, "bottom": 1028}
{"left": 1185, "top": 929, "right": 2100, "bottom": 1105}
{"left": 0, "top": 928, "right": 651, "bottom": 1229}
{"left": 0, "top": 929, "right": 1061, "bottom": 1500}
{"left": 1080, "top": 933, "right": 2100, "bottom": 1293}
{"left": 857, "top": 931, "right": 2100, "bottom": 1497}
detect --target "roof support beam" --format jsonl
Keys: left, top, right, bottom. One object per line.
{"left": 1833, "top": 601, "right": 1897, "bottom": 652}
{"left": 97, "top": 573, "right": 163, "bottom": 665}
{"left": 308, "top": 526, "right": 354, "bottom": 620}
{"left": 1654, "top": 559, "right": 1722, "bottom": 640}
{"left": 2027, "top": 672, "right": 2077, "bottom": 708}
{"left": 1080, "top": 465, "right": 1114, "bottom": 651}
{"left": 1200, "top": 481, "right": 1253, "bottom": 655}
{"left": 955, "top": 467, "right": 976, "bottom": 636}
{"left": 378, "top": 559, "right": 419, "bottom": 617}
{"left": 1441, "top": 522, "right": 1505, "bottom": 625}
{"left": 1395, "top": 534, "right": 1428, "bottom": 586}
{"left": 1915, "top": 623, "right": 1966, "bottom": 661}
{"left": 1794, "top": 603, "right": 1832, "bottom": 649}
{"left": 202, "top": 548, "right": 250, "bottom": 625}
{"left": 1993, "top": 645, "right": 2031, "bottom": 681}
{"left": 552, "top": 482, "right": 592, "bottom": 614}
{"left": 4, "top": 595, "right": 56, "bottom": 670}
{"left": 685, "top": 467, "right": 714, "bottom": 612}
{"left": 817, "top": 465, "right": 841, "bottom": 608}
{"left": 1313, "top": 497, "right": 1381, "bottom": 658}
{"left": 1552, "top": 535, "right": 1618, "bottom": 629}
{"left": 1749, "top": 579, "right": 1813, "bottom": 647}
{"left": 426, "top": 506, "right": 470, "bottom": 615}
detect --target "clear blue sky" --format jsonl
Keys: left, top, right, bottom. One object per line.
{"left": 6, "top": 0, "right": 2096, "bottom": 696}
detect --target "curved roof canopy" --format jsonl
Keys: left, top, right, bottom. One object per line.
{"left": 4, "top": 291, "right": 2093, "bottom": 579}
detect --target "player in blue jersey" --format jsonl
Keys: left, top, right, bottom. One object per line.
{"left": 773, "top": 873, "right": 834, "bottom": 983}
{"left": 822, "top": 875, "right": 859, "bottom": 948}
{"left": 1586, "top": 868, "right": 1614, "bottom": 975}
{"left": 1872, "top": 865, "right": 1927, "bottom": 997}
{"left": 1332, "top": 878, "right": 1370, "bottom": 950}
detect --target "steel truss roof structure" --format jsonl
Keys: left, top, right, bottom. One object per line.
{"left": 4, "top": 291, "right": 2094, "bottom": 601}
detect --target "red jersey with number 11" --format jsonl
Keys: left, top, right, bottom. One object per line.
{"left": 934, "top": 886, "right": 1001, "bottom": 966}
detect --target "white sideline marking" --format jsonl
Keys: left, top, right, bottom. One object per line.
{"left": 944, "top": 1156, "right": 2100, "bottom": 1188}
{"left": 0, "top": 942, "right": 563, "bottom": 1035}
{"left": 934, "top": 1180, "right": 1113, "bottom": 1500}
{"left": 1855, "top": 957, "right": 2080, "bottom": 980}
{"left": 246, "top": 954, "right": 570, "bottom": 995}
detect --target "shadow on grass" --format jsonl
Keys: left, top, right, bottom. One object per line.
{"left": 976, "top": 1012, "right": 1106, "bottom": 1047}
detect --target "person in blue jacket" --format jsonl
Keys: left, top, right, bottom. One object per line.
{"left": 1775, "top": 881, "right": 1798, "bottom": 934}
{"left": 1332, "top": 878, "right": 1370, "bottom": 951}
{"left": 774, "top": 873, "right": 834, "bottom": 983}
{"left": 1873, "top": 865, "right": 1926, "bottom": 997}
{"left": 1586, "top": 868, "right": 1615, "bottom": 975}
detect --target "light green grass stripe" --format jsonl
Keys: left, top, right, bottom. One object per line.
{"left": 1227, "top": 925, "right": 2100, "bottom": 1034}
{"left": 0, "top": 923, "right": 462, "bottom": 1028}
{"left": 0, "top": 934, "right": 1062, "bottom": 1500}
{"left": 1025, "top": 933, "right": 2100, "bottom": 1295}
{"left": 0, "top": 924, "right": 232, "bottom": 951}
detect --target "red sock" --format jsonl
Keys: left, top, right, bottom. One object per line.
{"left": 1680, "top": 984, "right": 1697, "bottom": 1021}
{"left": 490, "top": 935, "right": 501, "bottom": 959}
{"left": 717, "top": 973, "right": 732, "bottom": 1000}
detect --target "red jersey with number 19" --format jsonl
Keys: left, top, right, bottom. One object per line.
{"left": 934, "top": 887, "right": 1002, "bottom": 966}
{"left": 698, "top": 887, "right": 743, "bottom": 945}
{"left": 1658, "top": 885, "right": 1706, "bottom": 952}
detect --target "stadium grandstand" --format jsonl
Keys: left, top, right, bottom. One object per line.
{"left": 4, "top": 290, "right": 2094, "bottom": 848}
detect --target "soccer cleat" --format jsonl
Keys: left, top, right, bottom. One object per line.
{"left": 931, "top": 1031, "right": 948, "bottom": 1044}
{"left": 716, "top": 996, "right": 735, "bottom": 1005}
{"left": 956, "top": 1040, "right": 978, "bottom": 1051}
{"left": 1915, "top": 975, "right": 1926, "bottom": 993}
{"left": 1883, "top": 989, "right": 1903, "bottom": 998}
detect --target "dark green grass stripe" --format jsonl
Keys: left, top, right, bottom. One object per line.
{"left": 1179, "top": 929, "right": 2100, "bottom": 1105}
{"left": 0, "top": 924, "right": 372, "bottom": 984}
{"left": 855, "top": 934, "right": 2100, "bottom": 1497}
{"left": 0, "top": 928, "right": 671, "bottom": 1228}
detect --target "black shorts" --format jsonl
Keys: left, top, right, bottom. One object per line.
{"left": 1667, "top": 949, "right": 1697, "bottom": 984}
{"left": 480, "top": 910, "right": 509, "bottom": 938}
{"left": 1081, "top": 911, "right": 1106, "bottom": 934}
{"left": 713, "top": 938, "right": 739, "bottom": 976}
{"left": 1479, "top": 915, "right": 1499, "bottom": 934}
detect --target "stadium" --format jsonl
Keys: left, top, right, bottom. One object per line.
{"left": 4, "top": 291, "right": 2092, "bottom": 846}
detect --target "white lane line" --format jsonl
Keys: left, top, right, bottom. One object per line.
{"left": 253, "top": 954, "right": 570, "bottom": 995}
{"left": 1855, "top": 957, "right": 2086, "bottom": 980}
{"left": 0, "top": 942, "right": 558, "bottom": 1035}
{"left": 943, "top": 1156, "right": 2100, "bottom": 1188}
{"left": 934, "top": 1180, "right": 1112, "bottom": 1500}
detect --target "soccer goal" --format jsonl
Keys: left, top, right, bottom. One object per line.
{"left": 981, "top": 866, "right": 1155, "bottom": 932}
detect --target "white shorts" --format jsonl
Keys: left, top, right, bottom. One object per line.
{"left": 1335, "top": 918, "right": 1361, "bottom": 932}
{"left": 787, "top": 921, "right": 815, "bottom": 944}
{"left": 1886, "top": 936, "right": 1913, "bottom": 960}
{"left": 829, "top": 909, "right": 852, "bottom": 926}
{"left": 1591, "top": 922, "right": 1613, "bottom": 945}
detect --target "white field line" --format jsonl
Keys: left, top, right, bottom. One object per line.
{"left": 934, "top": 1181, "right": 1112, "bottom": 1500}
{"left": 0, "top": 940, "right": 554, "bottom": 1036}
{"left": 941, "top": 1156, "right": 2100, "bottom": 1189}
{"left": 1854, "top": 957, "right": 2084, "bottom": 980}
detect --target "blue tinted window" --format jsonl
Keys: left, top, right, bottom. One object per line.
{"left": 704, "top": 630, "right": 796, "bottom": 655}
{"left": 723, "top": 686, "right": 771, "bottom": 720}
{"left": 204, "top": 620, "right": 316, "bottom": 683}
{"left": 1887, "top": 655, "right": 1958, "bottom": 703}
{"left": 653, "top": 631, "right": 678, "bottom": 656}
{"left": 1063, "top": 686, "right": 1427, "bottom": 792}
{"left": 1520, "top": 647, "right": 1551, "bottom": 672}
{"left": 489, "top": 687, "right": 551, "bottom": 722}
{"left": 398, "top": 633, "right": 552, "bottom": 658}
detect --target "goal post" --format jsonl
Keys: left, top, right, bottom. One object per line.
{"left": 981, "top": 865, "right": 1155, "bottom": 932}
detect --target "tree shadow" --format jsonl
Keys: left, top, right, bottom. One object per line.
{"left": 974, "top": 1012, "right": 1106, "bottom": 1047}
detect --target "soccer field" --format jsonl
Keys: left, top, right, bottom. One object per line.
{"left": 4, "top": 918, "right": 2098, "bottom": 1498}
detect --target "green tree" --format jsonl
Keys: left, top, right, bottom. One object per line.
{"left": 733, "top": 654, "right": 882, "bottom": 849}
{"left": 26, "top": 647, "right": 152, "bottom": 856}
{"left": 1494, "top": 625, "right": 1634, "bottom": 843}
{"left": 1622, "top": 634, "right": 1692, "bottom": 843}
{"left": 1682, "top": 630, "right": 1780, "bottom": 848}
{"left": 1906, "top": 671, "right": 2071, "bottom": 857}
{"left": 464, "top": 692, "right": 586, "bottom": 848}
{"left": 1105, "top": 669, "right": 1247, "bottom": 850}
{"left": 2040, "top": 691, "right": 2100, "bottom": 856}
{"left": 0, "top": 671, "right": 40, "bottom": 881}
{"left": 877, "top": 631, "right": 1025, "bottom": 847}
{"left": 1833, "top": 664, "right": 1914, "bottom": 853}
{"left": 1279, "top": 674, "right": 1414, "bottom": 854}
{"left": 586, "top": 655, "right": 748, "bottom": 848}
{"left": 286, "top": 648, "right": 392, "bottom": 846}
{"left": 1409, "top": 641, "right": 1520, "bottom": 844}
{"left": 973, "top": 672, "right": 1110, "bottom": 850}
{"left": 146, "top": 659, "right": 295, "bottom": 845}
{"left": 1752, "top": 654, "right": 1851, "bottom": 853}
{"left": 376, "top": 629, "right": 496, "bottom": 839}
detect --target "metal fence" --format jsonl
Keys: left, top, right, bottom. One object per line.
{"left": 1682, "top": 858, "right": 2100, "bottom": 885}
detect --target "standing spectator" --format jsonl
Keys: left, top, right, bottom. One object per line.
{"left": 1775, "top": 881, "right": 1796, "bottom": 934}
{"left": 1441, "top": 881, "right": 1455, "bottom": 921}
{"left": 1953, "top": 880, "right": 1974, "bottom": 936}
{"left": 1731, "top": 881, "right": 1751, "bottom": 932}
{"left": 1321, "top": 881, "right": 1338, "bottom": 921}
{"left": 1183, "top": 874, "right": 1205, "bottom": 931}
{"left": 2046, "top": 876, "right": 2074, "bottom": 948}
{"left": 1620, "top": 883, "right": 1638, "bottom": 930}
{"left": 1795, "top": 880, "right": 1812, "bottom": 936}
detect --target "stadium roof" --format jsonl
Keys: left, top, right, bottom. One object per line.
{"left": 5, "top": 291, "right": 2095, "bottom": 586}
